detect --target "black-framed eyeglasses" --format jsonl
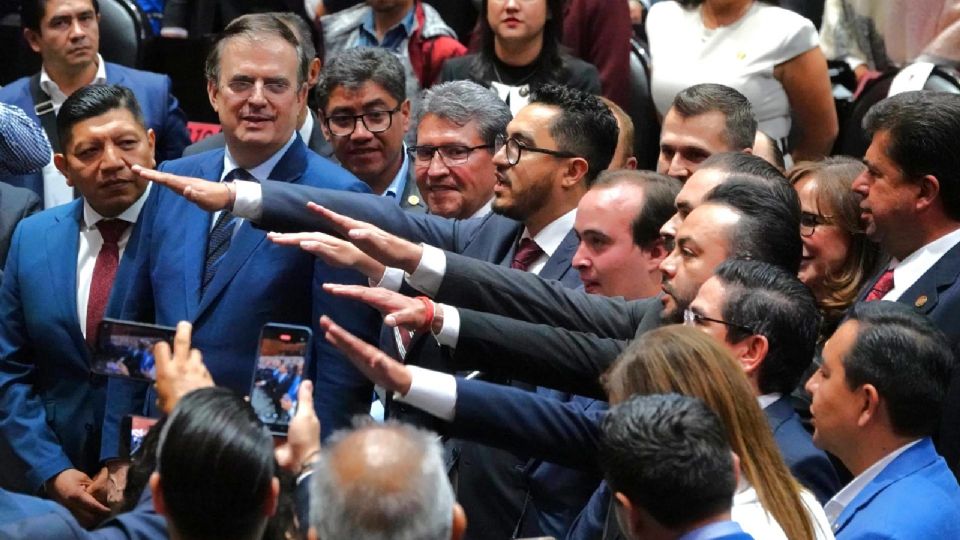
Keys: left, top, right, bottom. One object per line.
{"left": 324, "top": 104, "right": 402, "bottom": 137}
{"left": 799, "top": 211, "right": 835, "bottom": 238}
{"left": 683, "top": 308, "right": 755, "bottom": 334}
{"left": 408, "top": 144, "right": 492, "bottom": 166}
{"left": 494, "top": 133, "right": 579, "bottom": 166}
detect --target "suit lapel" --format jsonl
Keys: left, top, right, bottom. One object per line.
{"left": 897, "top": 242, "right": 960, "bottom": 316}
{"left": 540, "top": 229, "right": 578, "bottom": 281}
{"left": 398, "top": 167, "right": 426, "bottom": 213}
{"left": 763, "top": 396, "right": 792, "bottom": 433}
{"left": 45, "top": 201, "right": 88, "bottom": 359}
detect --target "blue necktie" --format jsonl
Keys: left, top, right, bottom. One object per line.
{"left": 202, "top": 168, "right": 253, "bottom": 295}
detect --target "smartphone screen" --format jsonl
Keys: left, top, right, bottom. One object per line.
{"left": 120, "top": 415, "right": 160, "bottom": 457}
{"left": 92, "top": 319, "right": 176, "bottom": 382}
{"left": 250, "top": 323, "right": 312, "bottom": 435}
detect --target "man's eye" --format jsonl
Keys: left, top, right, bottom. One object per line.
{"left": 444, "top": 147, "right": 470, "bottom": 159}
{"left": 330, "top": 116, "right": 354, "bottom": 128}
{"left": 264, "top": 82, "right": 290, "bottom": 94}
{"left": 228, "top": 81, "right": 253, "bottom": 93}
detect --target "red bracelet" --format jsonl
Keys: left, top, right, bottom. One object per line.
{"left": 415, "top": 296, "right": 435, "bottom": 333}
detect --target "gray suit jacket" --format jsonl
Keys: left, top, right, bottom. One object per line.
{"left": 0, "top": 183, "right": 41, "bottom": 275}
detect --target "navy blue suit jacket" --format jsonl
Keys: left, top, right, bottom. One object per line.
{"left": 0, "top": 488, "right": 165, "bottom": 539}
{"left": 0, "top": 63, "right": 191, "bottom": 199}
{"left": 101, "top": 138, "right": 378, "bottom": 459}
{"left": 0, "top": 199, "right": 142, "bottom": 493}
{"left": 765, "top": 396, "right": 839, "bottom": 505}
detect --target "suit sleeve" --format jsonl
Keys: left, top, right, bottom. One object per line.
{"left": 447, "top": 378, "right": 604, "bottom": 470}
{"left": 437, "top": 251, "right": 651, "bottom": 338}
{"left": 0, "top": 225, "right": 74, "bottom": 491}
{"left": 451, "top": 309, "right": 626, "bottom": 399}
{"left": 154, "top": 75, "right": 191, "bottom": 162}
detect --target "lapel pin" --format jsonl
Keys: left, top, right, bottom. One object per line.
{"left": 407, "top": 195, "right": 420, "bottom": 206}
{"left": 915, "top": 295, "right": 928, "bottom": 308}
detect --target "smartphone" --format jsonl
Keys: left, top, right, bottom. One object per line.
{"left": 119, "top": 415, "right": 160, "bottom": 457}
{"left": 250, "top": 323, "right": 312, "bottom": 436}
{"left": 92, "top": 319, "right": 176, "bottom": 381}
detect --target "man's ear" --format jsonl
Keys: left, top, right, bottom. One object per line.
{"left": 23, "top": 28, "right": 42, "bottom": 54}
{"left": 149, "top": 472, "right": 167, "bottom": 516}
{"left": 916, "top": 174, "right": 941, "bottom": 213}
{"left": 451, "top": 503, "right": 467, "bottom": 540}
{"left": 207, "top": 79, "right": 220, "bottom": 113}
{"left": 643, "top": 238, "right": 669, "bottom": 270}
{"left": 735, "top": 334, "right": 769, "bottom": 379}
{"left": 54, "top": 153, "right": 73, "bottom": 186}
{"left": 400, "top": 99, "right": 412, "bottom": 133}
{"left": 562, "top": 158, "right": 590, "bottom": 188}
{"left": 625, "top": 156, "right": 638, "bottom": 170}
{"left": 308, "top": 58, "right": 322, "bottom": 88}
{"left": 857, "top": 383, "right": 882, "bottom": 428}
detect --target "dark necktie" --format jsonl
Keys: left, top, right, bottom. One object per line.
{"left": 202, "top": 168, "right": 253, "bottom": 295}
{"left": 511, "top": 237, "right": 544, "bottom": 272}
{"left": 87, "top": 219, "right": 130, "bottom": 346}
{"left": 865, "top": 268, "right": 895, "bottom": 301}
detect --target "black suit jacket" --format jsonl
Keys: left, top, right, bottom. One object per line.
{"left": 0, "top": 183, "right": 41, "bottom": 275}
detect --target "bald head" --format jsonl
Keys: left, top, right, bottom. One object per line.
{"left": 311, "top": 424, "right": 465, "bottom": 540}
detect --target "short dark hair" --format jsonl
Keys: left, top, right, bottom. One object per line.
{"left": 57, "top": 84, "right": 146, "bottom": 148}
{"left": 157, "top": 387, "right": 275, "bottom": 540}
{"left": 593, "top": 169, "right": 681, "bottom": 248}
{"left": 528, "top": 84, "right": 619, "bottom": 186}
{"left": 715, "top": 259, "right": 821, "bottom": 394}
{"left": 205, "top": 13, "right": 307, "bottom": 86}
{"left": 316, "top": 47, "right": 406, "bottom": 112}
{"left": 699, "top": 151, "right": 786, "bottom": 185}
{"left": 863, "top": 91, "right": 960, "bottom": 220}
{"left": 22, "top": 0, "right": 100, "bottom": 32}
{"left": 844, "top": 301, "right": 957, "bottom": 437}
{"left": 704, "top": 177, "right": 802, "bottom": 274}
{"left": 599, "top": 393, "right": 735, "bottom": 529}
{"left": 671, "top": 84, "right": 757, "bottom": 151}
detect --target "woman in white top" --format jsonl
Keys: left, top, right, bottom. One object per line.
{"left": 646, "top": 0, "right": 837, "bottom": 161}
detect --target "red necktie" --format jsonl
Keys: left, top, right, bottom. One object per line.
{"left": 86, "top": 219, "right": 130, "bottom": 346}
{"left": 511, "top": 238, "right": 544, "bottom": 271}
{"left": 865, "top": 268, "right": 895, "bottom": 302}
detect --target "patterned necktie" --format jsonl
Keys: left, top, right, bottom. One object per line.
{"left": 87, "top": 219, "right": 130, "bottom": 346}
{"left": 511, "top": 238, "right": 544, "bottom": 272}
{"left": 202, "top": 168, "right": 253, "bottom": 295}
{"left": 865, "top": 268, "right": 895, "bottom": 302}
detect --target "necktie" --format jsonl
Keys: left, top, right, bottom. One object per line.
{"left": 865, "top": 268, "right": 895, "bottom": 302}
{"left": 87, "top": 219, "right": 130, "bottom": 346}
{"left": 511, "top": 238, "right": 544, "bottom": 272}
{"left": 202, "top": 168, "right": 252, "bottom": 295}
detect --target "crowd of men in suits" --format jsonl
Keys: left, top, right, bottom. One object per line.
{"left": 2, "top": 1, "right": 960, "bottom": 539}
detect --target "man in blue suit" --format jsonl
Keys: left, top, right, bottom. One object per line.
{"left": 0, "top": 84, "right": 156, "bottom": 526}
{"left": 101, "top": 13, "right": 377, "bottom": 470}
{"left": 0, "top": 0, "right": 190, "bottom": 208}
{"left": 805, "top": 301, "right": 960, "bottom": 538}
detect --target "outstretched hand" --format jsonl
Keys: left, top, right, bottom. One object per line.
{"left": 320, "top": 315, "right": 413, "bottom": 395}
{"left": 132, "top": 165, "right": 233, "bottom": 212}
{"left": 153, "top": 321, "right": 214, "bottom": 414}
{"left": 323, "top": 284, "right": 432, "bottom": 330}
{"left": 306, "top": 203, "right": 424, "bottom": 273}
{"left": 268, "top": 231, "right": 386, "bottom": 281}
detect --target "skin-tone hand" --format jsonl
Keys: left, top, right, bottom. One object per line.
{"left": 153, "top": 321, "right": 214, "bottom": 415}
{"left": 131, "top": 164, "right": 233, "bottom": 212}
{"left": 268, "top": 231, "right": 386, "bottom": 281}
{"left": 275, "top": 380, "right": 321, "bottom": 475}
{"left": 46, "top": 468, "right": 111, "bottom": 528}
{"left": 306, "top": 204, "right": 424, "bottom": 273}
{"left": 322, "top": 284, "right": 430, "bottom": 330}
{"left": 320, "top": 316, "right": 413, "bottom": 395}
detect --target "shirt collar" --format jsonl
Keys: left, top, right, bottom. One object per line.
{"left": 82, "top": 181, "right": 151, "bottom": 230}
{"left": 888, "top": 227, "right": 960, "bottom": 300}
{"left": 40, "top": 54, "right": 107, "bottom": 105}
{"left": 522, "top": 208, "right": 577, "bottom": 258}
{"left": 757, "top": 393, "right": 782, "bottom": 410}
{"left": 823, "top": 439, "right": 923, "bottom": 525}
{"left": 359, "top": 6, "right": 416, "bottom": 46}
{"left": 221, "top": 132, "right": 298, "bottom": 182}
{"left": 383, "top": 146, "right": 410, "bottom": 202}
{"left": 677, "top": 521, "right": 747, "bottom": 540}
{"left": 469, "top": 198, "right": 494, "bottom": 219}
{"left": 299, "top": 111, "right": 314, "bottom": 144}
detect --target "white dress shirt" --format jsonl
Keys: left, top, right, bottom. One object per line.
{"left": 216, "top": 133, "right": 297, "bottom": 230}
{"left": 40, "top": 55, "right": 108, "bottom": 210}
{"left": 883, "top": 227, "right": 960, "bottom": 301}
{"left": 76, "top": 184, "right": 151, "bottom": 338}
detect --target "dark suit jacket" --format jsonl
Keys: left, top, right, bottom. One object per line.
{"left": 765, "top": 396, "right": 839, "bottom": 505}
{"left": 0, "top": 199, "right": 143, "bottom": 493}
{"left": 0, "top": 183, "right": 40, "bottom": 274}
{"left": 101, "top": 138, "right": 378, "bottom": 461}
{"left": 182, "top": 111, "right": 335, "bottom": 161}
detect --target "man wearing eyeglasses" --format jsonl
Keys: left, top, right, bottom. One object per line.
{"left": 101, "top": 13, "right": 378, "bottom": 469}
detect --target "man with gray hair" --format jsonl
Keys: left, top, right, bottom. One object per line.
{"left": 310, "top": 422, "right": 467, "bottom": 540}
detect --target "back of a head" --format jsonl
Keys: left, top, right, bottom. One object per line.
{"left": 57, "top": 84, "right": 146, "bottom": 148}
{"left": 714, "top": 259, "right": 821, "bottom": 395}
{"left": 157, "top": 387, "right": 276, "bottom": 540}
{"left": 528, "top": 84, "right": 619, "bottom": 185}
{"left": 699, "top": 151, "right": 786, "bottom": 185}
{"left": 600, "top": 393, "right": 735, "bottom": 531}
{"left": 704, "top": 176, "right": 802, "bottom": 274}
{"left": 845, "top": 301, "right": 957, "bottom": 437}
{"left": 671, "top": 84, "right": 757, "bottom": 151}
{"left": 593, "top": 169, "right": 681, "bottom": 248}
{"left": 270, "top": 11, "right": 317, "bottom": 61}
{"left": 311, "top": 423, "right": 455, "bottom": 540}
{"left": 418, "top": 80, "right": 511, "bottom": 148}
{"left": 204, "top": 13, "right": 308, "bottom": 86}
{"left": 863, "top": 91, "right": 960, "bottom": 221}
{"left": 316, "top": 47, "right": 406, "bottom": 112}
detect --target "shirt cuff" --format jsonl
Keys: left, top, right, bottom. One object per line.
{"left": 404, "top": 243, "right": 445, "bottom": 296}
{"left": 434, "top": 303, "right": 459, "bottom": 348}
{"left": 373, "top": 266, "right": 405, "bottom": 292}
{"left": 233, "top": 180, "right": 263, "bottom": 221}
{"left": 396, "top": 365, "right": 458, "bottom": 421}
